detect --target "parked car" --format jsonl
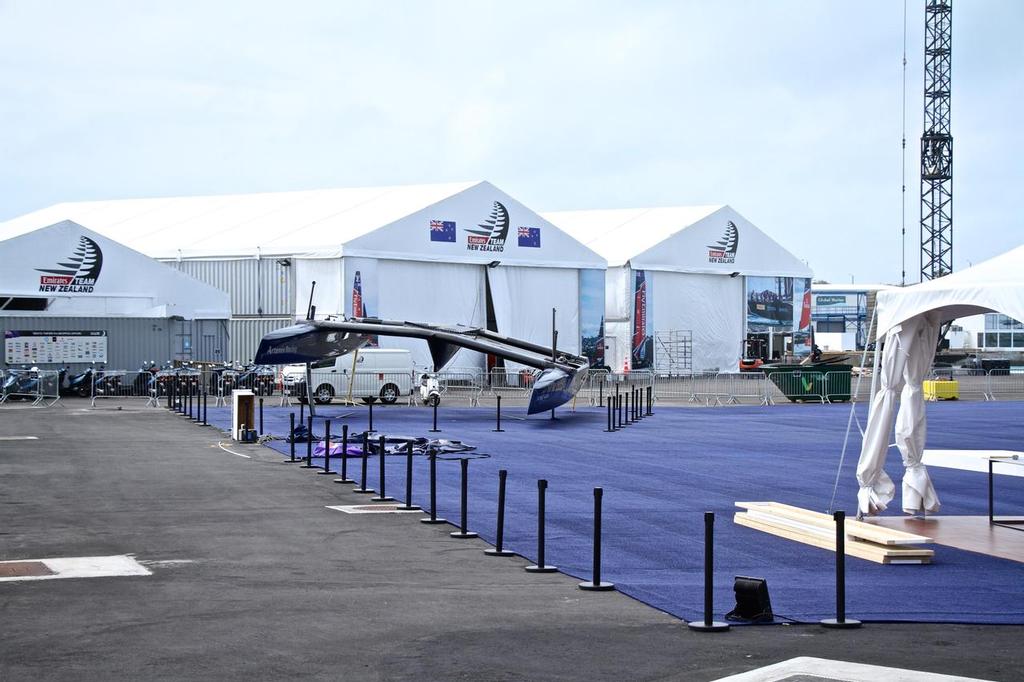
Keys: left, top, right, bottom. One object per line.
{"left": 284, "top": 349, "right": 413, "bottom": 405}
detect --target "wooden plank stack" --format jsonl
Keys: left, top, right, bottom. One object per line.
{"left": 734, "top": 501, "right": 935, "bottom": 565}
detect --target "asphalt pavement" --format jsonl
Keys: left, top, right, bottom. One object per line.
{"left": 1, "top": 401, "right": 1021, "bottom": 681}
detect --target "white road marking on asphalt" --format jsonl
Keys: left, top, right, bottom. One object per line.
{"left": 0, "top": 555, "right": 152, "bottom": 582}
{"left": 138, "top": 559, "right": 196, "bottom": 568}
{"left": 217, "top": 442, "right": 251, "bottom": 458}
{"left": 326, "top": 505, "right": 422, "bottom": 514}
{"left": 0, "top": 436, "right": 40, "bottom": 441}
{"left": 712, "top": 656, "right": 993, "bottom": 682}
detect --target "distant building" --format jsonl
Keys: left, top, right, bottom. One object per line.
{"left": 810, "top": 283, "right": 894, "bottom": 351}
{"left": 978, "top": 314, "right": 1024, "bottom": 350}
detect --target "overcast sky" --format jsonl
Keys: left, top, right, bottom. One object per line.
{"left": 1, "top": 1, "right": 1021, "bottom": 284}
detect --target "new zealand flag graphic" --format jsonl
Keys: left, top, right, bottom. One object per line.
{"left": 430, "top": 219, "right": 456, "bottom": 242}
{"left": 517, "top": 226, "right": 541, "bottom": 248}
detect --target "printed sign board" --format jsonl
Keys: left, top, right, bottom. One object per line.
{"left": 3, "top": 330, "right": 108, "bottom": 364}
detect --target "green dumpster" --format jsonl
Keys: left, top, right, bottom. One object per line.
{"left": 762, "top": 363, "right": 852, "bottom": 402}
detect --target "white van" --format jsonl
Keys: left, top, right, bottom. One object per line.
{"left": 283, "top": 349, "right": 414, "bottom": 405}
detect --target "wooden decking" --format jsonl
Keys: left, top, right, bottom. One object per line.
{"left": 873, "top": 515, "right": 1024, "bottom": 564}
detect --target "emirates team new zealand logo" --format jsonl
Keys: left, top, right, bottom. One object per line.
{"left": 707, "top": 221, "right": 739, "bottom": 264}
{"left": 465, "top": 201, "right": 509, "bottom": 252}
{"left": 36, "top": 235, "right": 104, "bottom": 293}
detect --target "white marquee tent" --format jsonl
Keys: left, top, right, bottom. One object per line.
{"left": 0, "top": 220, "right": 229, "bottom": 319}
{"left": 856, "top": 243, "right": 1024, "bottom": 516}
{"left": 0, "top": 183, "right": 605, "bottom": 370}
{"left": 544, "top": 206, "right": 813, "bottom": 373}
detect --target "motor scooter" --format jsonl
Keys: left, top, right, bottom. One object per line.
{"left": 418, "top": 373, "right": 440, "bottom": 407}
{"left": 67, "top": 364, "right": 96, "bottom": 397}
{"left": 2, "top": 366, "right": 41, "bottom": 400}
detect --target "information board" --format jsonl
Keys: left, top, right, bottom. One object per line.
{"left": 3, "top": 330, "right": 108, "bottom": 365}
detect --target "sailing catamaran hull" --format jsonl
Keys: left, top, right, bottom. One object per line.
{"left": 255, "top": 319, "right": 589, "bottom": 415}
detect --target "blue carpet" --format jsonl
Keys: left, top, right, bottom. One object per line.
{"left": 203, "top": 401, "right": 1024, "bottom": 624}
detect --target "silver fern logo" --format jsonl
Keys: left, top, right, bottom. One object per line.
{"left": 465, "top": 201, "right": 509, "bottom": 252}
{"left": 707, "top": 221, "right": 739, "bottom": 264}
{"left": 36, "top": 235, "right": 104, "bottom": 293}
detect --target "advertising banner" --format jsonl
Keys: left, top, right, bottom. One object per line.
{"left": 631, "top": 269, "right": 654, "bottom": 370}
{"left": 746, "top": 276, "right": 794, "bottom": 332}
{"left": 579, "top": 269, "right": 606, "bottom": 368}
{"left": 793, "top": 278, "right": 812, "bottom": 356}
{"left": 4, "top": 330, "right": 108, "bottom": 364}
{"left": 346, "top": 258, "right": 379, "bottom": 347}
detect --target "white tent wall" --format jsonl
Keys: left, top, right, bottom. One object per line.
{"left": 603, "top": 320, "right": 630, "bottom": 373}
{"left": 376, "top": 259, "right": 487, "bottom": 371}
{"left": 487, "top": 266, "right": 580, "bottom": 372}
{"left": 0, "top": 220, "right": 230, "bottom": 320}
{"left": 629, "top": 206, "right": 811, "bottom": 278}
{"left": 856, "top": 243, "right": 1024, "bottom": 516}
{"left": 605, "top": 266, "right": 632, "bottom": 321}
{"left": 652, "top": 272, "right": 744, "bottom": 373}
{"left": 296, "top": 258, "right": 344, "bottom": 318}
{"left": 601, "top": 266, "right": 633, "bottom": 372}
{"left": 341, "top": 182, "right": 603, "bottom": 269}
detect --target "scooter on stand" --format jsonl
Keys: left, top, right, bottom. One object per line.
{"left": 418, "top": 373, "right": 440, "bottom": 407}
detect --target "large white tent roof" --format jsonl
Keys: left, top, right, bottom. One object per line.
{"left": 0, "top": 182, "right": 480, "bottom": 259}
{"left": 543, "top": 205, "right": 812, "bottom": 277}
{"left": 0, "top": 220, "right": 230, "bottom": 318}
{"left": 876, "top": 243, "right": 1024, "bottom": 333}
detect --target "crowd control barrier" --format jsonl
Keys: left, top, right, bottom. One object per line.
{"left": 90, "top": 370, "right": 162, "bottom": 407}
{"left": 0, "top": 368, "right": 60, "bottom": 406}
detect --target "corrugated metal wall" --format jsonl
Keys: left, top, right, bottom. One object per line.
{"left": 0, "top": 316, "right": 229, "bottom": 370}
{"left": 164, "top": 258, "right": 294, "bottom": 316}
{"left": 229, "top": 318, "right": 294, "bottom": 364}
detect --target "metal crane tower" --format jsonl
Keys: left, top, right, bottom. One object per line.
{"left": 920, "top": 0, "right": 953, "bottom": 281}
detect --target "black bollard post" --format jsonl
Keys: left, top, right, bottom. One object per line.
{"left": 371, "top": 435, "right": 395, "bottom": 501}
{"left": 599, "top": 379, "right": 603, "bottom": 408}
{"left": 259, "top": 397, "right": 264, "bottom": 435}
{"left": 605, "top": 402, "right": 614, "bottom": 432}
{"left": 647, "top": 385, "right": 653, "bottom": 416}
{"left": 401, "top": 441, "right": 420, "bottom": 510}
{"left": 301, "top": 415, "right": 317, "bottom": 468}
{"left": 635, "top": 387, "right": 642, "bottom": 420}
{"left": 284, "top": 412, "right": 298, "bottom": 463}
{"left": 450, "top": 458, "right": 478, "bottom": 538}
{"left": 187, "top": 388, "right": 192, "bottom": 419}
{"left": 493, "top": 395, "right": 504, "bottom": 432}
{"left": 485, "top": 470, "right": 515, "bottom": 557}
{"left": 299, "top": 400, "right": 305, "bottom": 424}
{"left": 617, "top": 393, "right": 624, "bottom": 428}
{"left": 367, "top": 400, "right": 375, "bottom": 433}
{"left": 688, "top": 512, "right": 730, "bottom": 632}
{"left": 334, "top": 424, "right": 354, "bottom": 483}
{"left": 821, "top": 511, "right": 862, "bottom": 628}
{"left": 525, "top": 479, "right": 557, "bottom": 573}
{"left": 318, "top": 420, "right": 334, "bottom": 475}
{"left": 420, "top": 449, "right": 447, "bottom": 524}
{"left": 579, "top": 487, "right": 615, "bottom": 591}
{"left": 166, "top": 380, "right": 172, "bottom": 410}
{"left": 429, "top": 399, "right": 440, "bottom": 433}
{"left": 353, "top": 432, "right": 374, "bottom": 494}
{"left": 202, "top": 390, "right": 208, "bottom": 425}
{"left": 624, "top": 392, "right": 631, "bottom": 425}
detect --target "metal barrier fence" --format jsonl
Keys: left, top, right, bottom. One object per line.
{"left": 89, "top": 370, "right": 162, "bottom": 407}
{"left": 0, "top": 368, "right": 60, "bottom": 406}
{"left": 5, "top": 364, "right": 1021, "bottom": 409}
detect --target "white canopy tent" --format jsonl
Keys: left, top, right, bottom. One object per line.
{"left": 0, "top": 220, "right": 230, "bottom": 319}
{"left": 856, "top": 243, "right": 1024, "bottom": 516}
{"left": 544, "top": 206, "right": 812, "bottom": 373}
{"left": 1, "top": 183, "right": 604, "bottom": 371}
